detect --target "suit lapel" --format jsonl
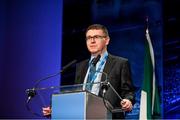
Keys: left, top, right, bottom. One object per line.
{"left": 80, "top": 60, "right": 89, "bottom": 83}
{"left": 101, "top": 54, "right": 115, "bottom": 82}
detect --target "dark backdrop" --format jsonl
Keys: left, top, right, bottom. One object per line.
{"left": 61, "top": 0, "right": 163, "bottom": 119}
{"left": 163, "top": 0, "right": 180, "bottom": 119}
{"left": 61, "top": 0, "right": 179, "bottom": 119}
{"left": 0, "top": 0, "right": 179, "bottom": 119}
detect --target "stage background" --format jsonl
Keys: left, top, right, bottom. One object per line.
{"left": 0, "top": 0, "right": 179, "bottom": 119}
{"left": 61, "top": 0, "right": 163, "bottom": 119}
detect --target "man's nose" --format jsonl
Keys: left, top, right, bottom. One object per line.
{"left": 90, "top": 38, "right": 96, "bottom": 42}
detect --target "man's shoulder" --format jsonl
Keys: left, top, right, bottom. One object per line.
{"left": 77, "top": 59, "right": 89, "bottom": 64}
{"left": 109, "top": 54, "right": 128, "bottom": 62}
{"left": 76, "top": 59, "right": 89, "bottom": 68}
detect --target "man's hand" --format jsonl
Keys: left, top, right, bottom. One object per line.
{"left": 42, "top": 106, "right": 51, "bottom": 116}
{"left": 120, "top": 99, "right": 133, "bottom": 112}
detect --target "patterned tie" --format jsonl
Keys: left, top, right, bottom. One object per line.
{"left": 86, "top": 62, "right": 96, "bottom": 91}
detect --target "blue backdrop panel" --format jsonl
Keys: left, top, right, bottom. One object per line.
{"left": 0, "top": 0, "right": 62, "bottom": 118}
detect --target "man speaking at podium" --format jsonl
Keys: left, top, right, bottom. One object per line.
{"left": 43, "top": 24, "right": 135, "bottom": 119}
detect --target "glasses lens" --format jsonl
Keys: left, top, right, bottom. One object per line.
{"left": 86, "top": 35, "right": 106, "bottom": 41}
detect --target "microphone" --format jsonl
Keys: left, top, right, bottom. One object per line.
{"left": 92, "top": 55, "right": 101, "bottom": 66}
{"left": 34, "top": 59, "right": 77, "bottom": 88}
{"left": 90, "top": 56, "right": 123, "bottom": 102}
{"left": 26, "top": 88, "right": 36, "bottom": 103}
{"left": 60, "top": 60, "right": 77, "bottom": 73}
{"left": 101, "top": 81, "right": 109, "bottom": 94}
{"left": 26, "top": 59, "right": 77, "bottom": 101}
{"left": 95, "top": 71, "right": 109, "bottom": 94}
{"left": 94, "top": 70, "right": 123, "bottom": 101}
{"left": 25, "top": 59, "right": 77, "bottom": 117}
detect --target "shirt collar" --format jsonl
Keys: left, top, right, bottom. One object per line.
{"left": 90, "top": 51, "right": 108, "bottom": 63}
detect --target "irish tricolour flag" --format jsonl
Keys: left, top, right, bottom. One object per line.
{"left": 139, "top": 27, "right": 161, "bottom": 119}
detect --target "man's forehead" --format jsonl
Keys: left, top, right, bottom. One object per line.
{"left": 86, "top": 29, "right": 104, "bottom": 35}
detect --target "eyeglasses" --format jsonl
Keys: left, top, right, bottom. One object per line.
{"left": 86, "top": 35, "right": 106, "bottom": 41}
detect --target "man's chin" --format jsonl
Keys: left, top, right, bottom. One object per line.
{"left": 90, "top": 51, "right": 101, "bottom": 55}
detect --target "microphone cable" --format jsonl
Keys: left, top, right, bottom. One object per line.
{"left": 25, "top": 91, "right": 42, "bottom": 117}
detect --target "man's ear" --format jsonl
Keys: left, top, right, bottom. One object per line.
{"left": 105, "top": 37, "right": 110, "bottom": 45}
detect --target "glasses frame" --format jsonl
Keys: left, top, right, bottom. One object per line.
{"left": 86, "top": 35, "right": 107, "bottom": 41}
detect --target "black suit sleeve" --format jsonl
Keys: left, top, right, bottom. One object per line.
{"left": 120, "top": 60, "right": 135, "bottom": 104}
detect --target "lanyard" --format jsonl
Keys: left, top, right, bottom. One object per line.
{"left": 89, "top": 52, "right": 108, "bottom": 83}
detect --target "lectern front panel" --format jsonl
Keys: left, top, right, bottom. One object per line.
{"left": 51, "top": 92, "right": 85, "bottom": 119}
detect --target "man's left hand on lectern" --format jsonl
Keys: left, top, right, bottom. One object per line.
{"left": 42, "top": 106, "right": 51, "bottom": 117}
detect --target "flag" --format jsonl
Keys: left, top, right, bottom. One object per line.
{"left": 139, "top": 27, "right": 161, "bottom": 119}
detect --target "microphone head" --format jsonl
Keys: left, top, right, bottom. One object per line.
{"left": 101, "top": 81, "right": 109, "bottom": 90}
{"left": 26, "top": 88, "right": 36, "bottom": 98}
{"left": 92, "top": 55, "right": 101, "bottom": 66}
{"left": 101, "top": 81, "right": 110, "bottom": 94}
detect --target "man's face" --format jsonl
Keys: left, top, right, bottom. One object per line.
{"left": 86, "top": 29, "right": 109, "bottom": 55}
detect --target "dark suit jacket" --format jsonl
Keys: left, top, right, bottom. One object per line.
{"left": 75, "top": 54, "right": 135, "bottom": 119}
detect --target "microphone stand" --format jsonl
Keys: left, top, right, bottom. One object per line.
{"left": 107, "top": 82, "right": 123, "bottom": 101}
{"left": 98, "top": 71, "right": 124, "bottom": 113}
{"left": 25, "top": 60, "right": 77, "bottom": 117}
{"left": 91, "top": 71, "right": 112, "bottom": 113}
{"left": 104, "top": 82, "right": 124, "bottom": 113}
{"left": 26, "top": 60, "right": 77, "bottom": 101}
